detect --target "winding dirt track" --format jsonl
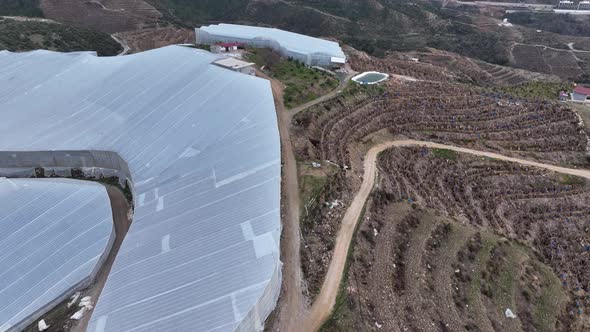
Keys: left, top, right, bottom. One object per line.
{"left": 303, "top": 140, "right": 590, "bottom": 331}
{"left": 261, "top": 70, "right": 353, "bottom": 332}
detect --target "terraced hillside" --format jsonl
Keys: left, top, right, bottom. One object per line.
{"left": 23, "top": 0, "right": 590, "bottom": 80}
{"left": 511, "top": 44, "right": 582, "bottom": 81}
{"left": 346, "top": 47, "right": 561, "bottom": 86}
{"left": 294, "top": 81, "right": 589, "bottom": 171}
{"left": 323, "top": 147, "right": 590, "bottom": 331}
{"left": 291, "top": 80, "right": 590, "bottom": 302}
{"left": 115, "top": 27, "right": 194, "bottom": 53}
{"left": 40, "top": 0, "right": 162, "bottom": 33}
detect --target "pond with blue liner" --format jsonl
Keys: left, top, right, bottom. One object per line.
{"left": 351, "top": 71, "right": 389, "bottom": 85}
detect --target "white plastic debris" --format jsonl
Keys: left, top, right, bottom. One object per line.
{"left": 373, "top": 228, "right": 379, "bottom": 237}
{"left": 71, "top": 307, "right": 87, "bottom": 320}
{"left": 327, "top": 200, "right": 340, "bottom": 209}
{"left": 38, "top": 319, "right": 50, "bottom": 331}
{"left": 498, "top": 18, "right": 513, "bottom": 27}
{"left": 311, "top": 162, "right": 321, "bottom": 168}
{"left": 78, "top": 296, "right": 94, "bottom": 315}
{"left": 79, "top": 296, "right": 93, "bottom": 308}
{"left": 67, "top": 292, "right": 80, "bottom": 308}
{"left": 505, "top": 308, "right": 517, "bottom": 319}
{"left": 375, "top": 321, "right": 383, "bottom": 329}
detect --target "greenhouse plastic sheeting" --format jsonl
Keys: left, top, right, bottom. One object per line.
{"left": 0, "top": 178, "right": 113, "bottom": 332}
{"left": 196, "top": 23, "right": 346, "bottom": 66}
{"left": 0, "top": 46, "right": 281, "bottom": 332}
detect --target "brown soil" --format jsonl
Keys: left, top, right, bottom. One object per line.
{"left": 321, "top": 146, "right": 590, "bottom": 331}
{"left": 262, "top": 68, "right": 354, "bottom": 332}
{"left": 24, "top": 185, "right": 132, "bottom": 332}
{"left": 293, "top": 80, "right": 590, "bottom": 175}
{"left": 40, "top": 0, "right": 162, "bottom": 34}
{"left": 259, "top": 71, "right": 306, "bottom": 332}
{"left": 346, "top": 47, "right": 560, "bottom": 86}
{"left": 292, "top": 77, "right": 589, "bottom": 316}
{"left": 115, "top": 27, "right": 195, "bottom": 53}
{"left": 301, "top": 140, "right": 590, "bottom": 331}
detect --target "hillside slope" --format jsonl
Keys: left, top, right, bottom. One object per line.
{"left": 0, "top": 0, "right": 43, "bottom": 17}
{"left": 145, "top": 0, "right": 590, "bottom": 81}
{"left": 0, "top": 17, "right": 122, "bottom": 56}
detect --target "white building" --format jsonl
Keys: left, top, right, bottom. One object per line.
{"left": 196, "top": 23, "right": 346, "bottom": 67}
{"left": 213, "top": 57, "right": 256, "bottom": 75}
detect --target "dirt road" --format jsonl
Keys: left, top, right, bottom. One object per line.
{"left": 289, "top": 72, "right": 354, "bottom": 117}
{"left": 71, "top": 186, "right": 131, "bottom": 332}
{"left": 303, "top": 139, "right": 590, "bottom": 331}
{"left": 111, "top": 34, "right": 130, "bottom": 56}
{"left": 258, "top": 70, "right": 306, "bottom": 331}
{"left": 260, "top": 69, "right": 352, "bottom": 331}
{"left": 0, "top": 16, "right": 58, "bottom": 23}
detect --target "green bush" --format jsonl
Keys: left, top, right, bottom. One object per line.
{"left": 0, "top": 19, "right": 122, "bottom": 56}
{"left": 0, "top": 0, "right": 43, "bottom": 17}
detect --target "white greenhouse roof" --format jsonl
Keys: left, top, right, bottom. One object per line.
{"left": 200, "top": 23, "right": 346, "bottom": 59}
{"left": 0, "top": 46, "right": 281, "bottom": 331}
{"left": 0, "top": 178, "right": 113, "bottom": 331}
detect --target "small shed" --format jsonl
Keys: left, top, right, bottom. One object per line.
{"left": 210, "top": 44, "right": 225, "bottom": 53}
{"left": 559, "top": 91, "right": 569, "bottom": 101}
{"left": 219, "top": 42, "right": 241, "bottom": 51}
{"left": 212, "top": 57, "right": 256, "bottom": 75}
{"left": 210, "top": 42, "right": 242, "bottom": 53}
{"left": 573, "top": 86, "right": 590, "bottom": 102}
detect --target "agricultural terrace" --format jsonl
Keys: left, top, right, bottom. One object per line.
{"left": 291, "top": 79, "right": 590, "bottom": 305}
{"left": 325, "top": 147, "right": 590, "bottom": 331}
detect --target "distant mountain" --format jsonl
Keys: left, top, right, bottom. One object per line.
{"left": 146, "top": 0, "right": 589, "bottom": 81}
{"left": 8, "top": 0, "right": 590, "bottom": 82}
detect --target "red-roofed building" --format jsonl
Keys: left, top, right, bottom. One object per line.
{"left": 573, "top": 86, "right": 590, "bottom": 102}
{"left": 218, "top": 42, "right": 242, "bottom": 48}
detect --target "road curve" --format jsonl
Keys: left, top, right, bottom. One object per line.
{"left": 304, "top": 139, "right": 590, "bottom": 331}
{"left": 111, "top": 34, "right": 130, "bottom": 56}
{"left": 289, "top": 72, "right": 355, "bottom": 117}
{"left": 258, "top": 69, "right": 353, "bottom": 332}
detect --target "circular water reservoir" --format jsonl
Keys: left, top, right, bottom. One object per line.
{"left": 352, "top": 71, "right": 389, "bottom": 85}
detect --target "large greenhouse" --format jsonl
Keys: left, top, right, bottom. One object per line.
{"left": 0, "top": 179, "right": 113, "bottom": 332}
{"left": 0, "top": 46, "right": 281, "bottom": 332}
{"left": 196, "top": 23, "right": 346, "bottom": 67}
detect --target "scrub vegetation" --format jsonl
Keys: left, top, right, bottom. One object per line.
{"left": 321, "top": 146, "right": 587, "bottom": 331}
{"left": 491, "top": 82, "right": 572, "bottom": 100}
{"left": 0, "top": 0, "right": 43, "bottom": 17}
{"left": 506, "top": 12, "right": 590, "bottom": 37}
{"left": 0, "top": 18, "right": 122, "bottom": 56}
{"left": 146, "top": 0, "right": 248, "bottom": 27}
{"left": 246, "top": 48, "right": 338, "bottom": 109}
